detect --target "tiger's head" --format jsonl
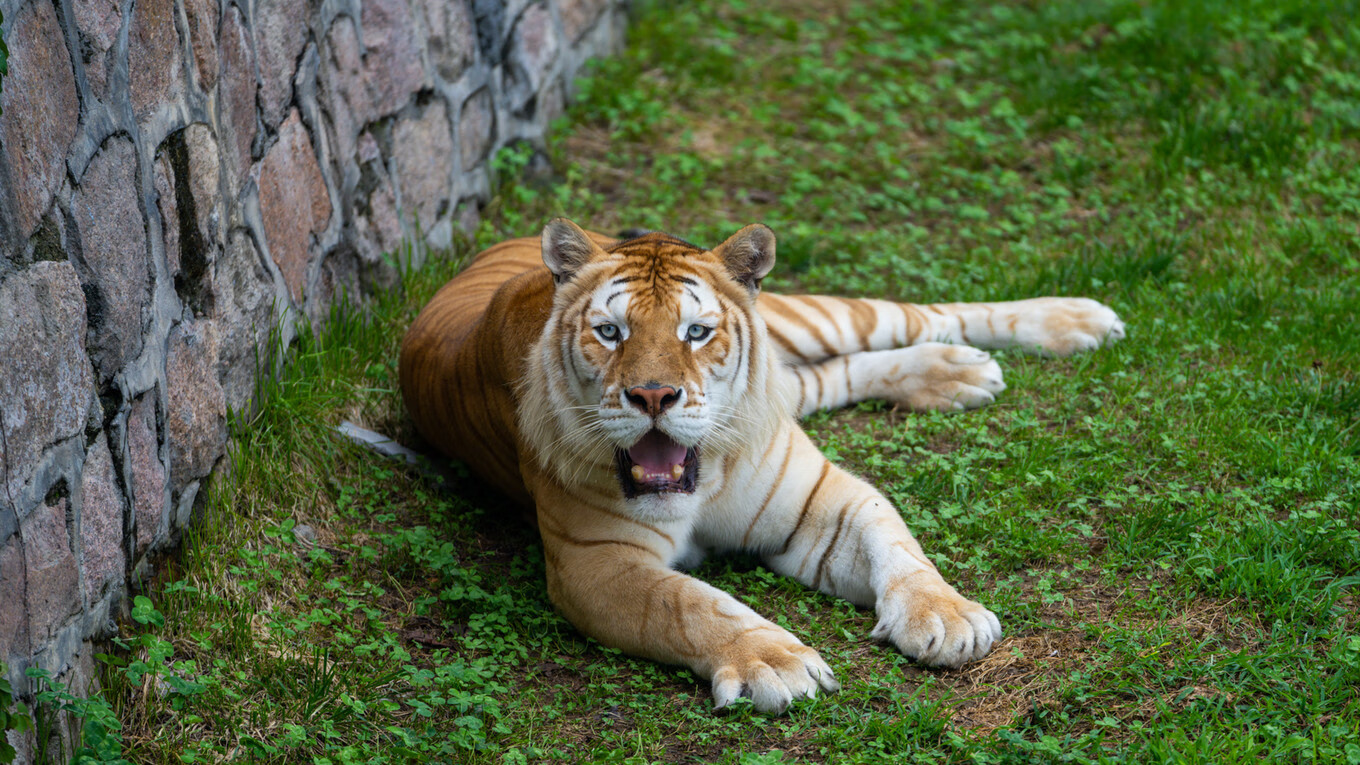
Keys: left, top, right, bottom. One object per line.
{"left": 520, "top": 219, "right": 789, "bottom": 519}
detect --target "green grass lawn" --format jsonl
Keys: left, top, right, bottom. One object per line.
{"left": 29, "top": 0, "right": 1360, "bottom": 762}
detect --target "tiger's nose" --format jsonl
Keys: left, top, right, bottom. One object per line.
{"left": 626, "top": 385, "right": 680, "bottom": 417}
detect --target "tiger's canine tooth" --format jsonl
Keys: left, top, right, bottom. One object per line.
{"left": 631, "top": 465, "right": 645, "bottom": 482}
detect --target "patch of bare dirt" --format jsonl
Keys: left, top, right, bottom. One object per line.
{"left": 944, "top": 570, "right": 1266, "bottom": 734}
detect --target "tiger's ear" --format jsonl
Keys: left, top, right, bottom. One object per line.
{"left": 542, "top": 218, "right": 600, "bottom": 284}
{"left": 713, "top": 224, "right": 776, "bottom": 294}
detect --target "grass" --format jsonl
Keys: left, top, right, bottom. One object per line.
{"left": 24, "top": 0, "right": 1360, "bottom": 761}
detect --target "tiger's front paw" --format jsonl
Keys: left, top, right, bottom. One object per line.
{"left": 873, "top": 576, "right": 1002, "bottom": 668}
{"left": 710, "top": 628, "right": 840, "bottom": 715}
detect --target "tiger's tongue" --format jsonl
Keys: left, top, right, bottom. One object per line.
{"left": 628, "top": 430, "right": 688, "bottom": 474}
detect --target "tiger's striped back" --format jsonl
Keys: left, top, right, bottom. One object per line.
{"left": 399, "top": 230, "right": 616, "bottom": 506}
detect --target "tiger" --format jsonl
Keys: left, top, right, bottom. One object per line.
{"left": 399, "top": 219, "right": 1125, "bottom": 714}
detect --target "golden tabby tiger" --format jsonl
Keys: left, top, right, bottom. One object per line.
{"left": 399, "top": 220, "right": 1124, "bottom": 713}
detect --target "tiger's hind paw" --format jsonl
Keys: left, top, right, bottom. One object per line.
{"left": 1023, "top": 298, "right": 1126, "bottom": 357}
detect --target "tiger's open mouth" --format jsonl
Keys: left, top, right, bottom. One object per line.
{"left": 615, "top": 429, "right": 699, "bottom": 498}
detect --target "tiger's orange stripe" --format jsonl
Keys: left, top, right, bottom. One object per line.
{"left": 742, "top": 436, "right": 793, "bottom": 547}
{"left": 538, "top": 518, "right": 657, "bottom": 556}
{"left": 811, "top": 499, "right": 857, "bottom": 591}
{"left": 791, "top": 296, "right": 843, "bottom": 358}
{"left": 779, "top": 462, "right": 831, "bottom": 555}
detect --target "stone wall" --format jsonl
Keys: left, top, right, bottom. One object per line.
{"left": 0, "top": 0, "right": 626, "bottom": 720}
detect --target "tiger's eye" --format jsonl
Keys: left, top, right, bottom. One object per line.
{"left": 596, "top": 323, "right": 620, "bottom": 341}
{"left": 687, "top": 324, "right": 712, "bottom": 341}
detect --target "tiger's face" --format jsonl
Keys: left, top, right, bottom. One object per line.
{"left": 529, "top": 220, "right": 780, "bottom": 517}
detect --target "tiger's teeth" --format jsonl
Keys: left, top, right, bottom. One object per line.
{"left": 631, "top": 465, "right": 645, "bottom": 482}
{"left": 671, "top": 464, "right": 684, "bottom": 480}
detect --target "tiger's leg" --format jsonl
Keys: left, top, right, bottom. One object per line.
{"left": 786, "top": 343, "right": 1006, "bottom": 416}
{"left": 759, "top": 293, "right": 1125, "bottom": 363}
{"left": 714, "top": 426, "right": 1002, "bottom": 668}
{"left": 530, "top": 481, "right": 840, "bottom": 715}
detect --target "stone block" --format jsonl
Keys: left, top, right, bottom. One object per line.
{"left": 322, "top": 16, "right": 364, "bottom": 165}
{"left": 79, "top": 436, "right": 125, "bottom": 604}
{"left": 421, "top": 0, "right": 476, "bottom": 82}
{"left": 127, "top": 394, "right": 167, "bottom": 557}
{"left": 213, "top": 231, "right": 277, "bottom": 413}
{"left": 0, "top": 262, "right": 96, "bottom": 502}
{"left": 313, "top": 246, "right": 361, "bottom": 316}
{"left": 393, "top": 104, "right": 454, "bottom": 234}
{"left": 220, "top": 5, "right": 259, "bottom": 187}
{"left": 257, "top": 110, "right": 331, "bottom": 303}
{"left": 255, "top": 0, "right": 311, "bottom": 128}
{"left": 460, "top": 88, "right": 495, "bottom": 169}
{"left": 166, "top": 321, "right": 228, "bottom": 492}
{"left": 505, "top": 3, "right": 559, "bottom": 106}
{"left": 184, "top": 0, "right": 221, "bottom": 92}
{"left": 73, "top": 0, "right": 124, "bottom": 99}
{"left": 184, "top": 125, "right": 223, "bottom": 250}
{"left": 560, "top": 0, "right": 608, "bottom": 43}
{"left": 129, "top": 0, "right": 185, "bottom": 117}
{"left": 70, "top": 137, "right": 152, "bottom": 382}
{"left": 22, "top": 498, "right": 80, "bottom": 644}
{"left": 0, "top": 533, "right": 27, "bottom": 661}
{"left": 359, "top": 0, "right": 426, "bottom": 117}
{"left": 163, "top": 124, "right": 225, "bottom": 314}
{"left": 0, "top": 0, "right": 80, "bottom": 241}
{"left": 72, "top": 0, "right": 123, "bottom": 61}
{"left": 321, "top": 2, "right": 425, "bottom": 164}
{"left": 358, "top": 173, "right": 402, "bottom": 263}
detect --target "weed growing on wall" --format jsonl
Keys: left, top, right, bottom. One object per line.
{"left": 0, "top": 665, "right": 33, "bottom": 763}
{"left": 23, "top": 667, "right": 128, "bottom": 765}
